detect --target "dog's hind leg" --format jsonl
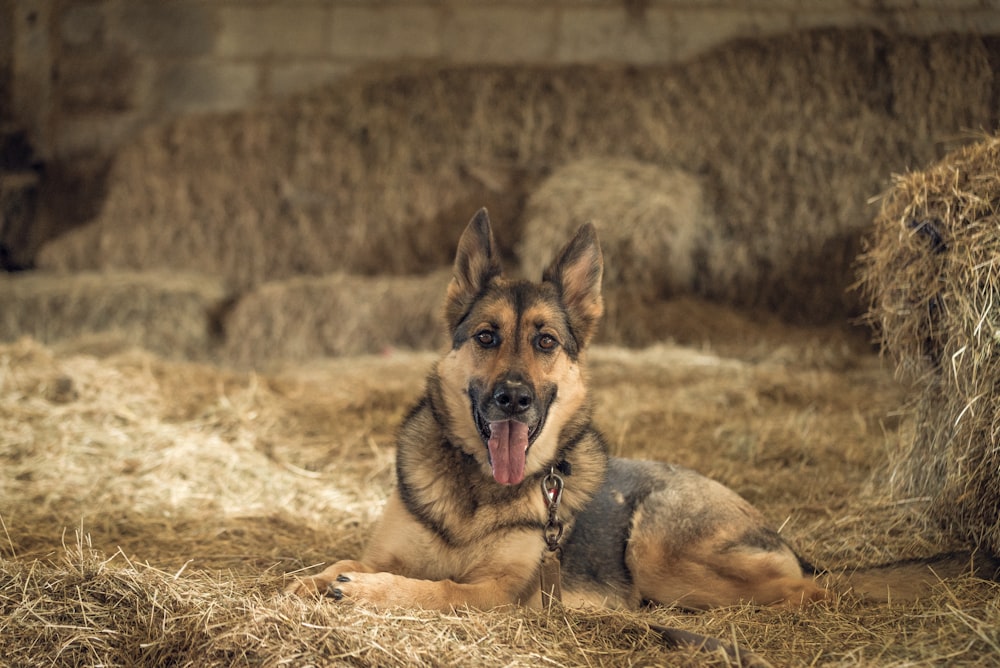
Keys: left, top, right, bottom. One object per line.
{"left": 628, "top": 532, "right": 826, "bottom": 609}
{"left": 622, "top": 467, "right": 826, "bottom": 609}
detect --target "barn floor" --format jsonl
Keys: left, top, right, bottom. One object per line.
{"left": 2, "top": 317, "right": 997, "bottom": 666}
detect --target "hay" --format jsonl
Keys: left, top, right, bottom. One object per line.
{"left": 221, "top": 270, "right": 449, "bottom": 367}
{"left": 0, "top": 338, "right": 415, "bottom": 566}
{"left": 518, "top": 158, "right": 715, "bottom": 297}
{"left": 36, "top": 29, "right": 999, "bottom": 324}
{"left": 858, "top": 133, "right": 1000, "bottom": 556}
{"left": 4, "top": 545, "right": 998, "bottom": 667}
{"left": 0, "top": 543, "right": 737, "bottom": 667}
{"left": 0, "top": 271, "right": 228, "bottom": 360}
{"left": 5, "top": 330, "right": 998, "bottom": 665}
{"left": 0, "top": 266, "right": 446, "bottom": 366}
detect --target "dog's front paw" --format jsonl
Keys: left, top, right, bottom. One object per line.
{"left": 285, "top": 560, "right": 371, "bottom": 598}
{"left": 327, "top": 571, "right": 402, "bottom": 607}
{"left": 284, "top": 574, "right": 333, "bottom": 598}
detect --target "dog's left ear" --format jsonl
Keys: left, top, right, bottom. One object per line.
{"left": 543, "top": 223, "right": 604, "bottom": 348}
{"left": 445, "top": 208, "right": 503, "bottom": 330}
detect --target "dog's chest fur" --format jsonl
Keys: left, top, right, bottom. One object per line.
{"left": 394, "top": 391, "right": 608, "bottom": 551}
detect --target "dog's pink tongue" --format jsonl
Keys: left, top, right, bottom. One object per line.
{"left": 488, "top": 420, "right": 529, "bottom": 485}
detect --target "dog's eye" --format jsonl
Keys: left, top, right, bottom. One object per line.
{"left": 475, "top": 330, "right": 498, "bottom": 348}
{"left": 536, "top": 334, "right": 558, "bottom": 351}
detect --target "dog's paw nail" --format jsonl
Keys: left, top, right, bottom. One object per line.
{"left": 328, "top": 586, "right": 343, "bottom": 601}
{"left": 336, "top": 574, "right": 351, "bottom": 583}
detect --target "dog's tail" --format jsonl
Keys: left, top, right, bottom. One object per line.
{"left": 817, "top": 551, "right": 999, "bottom": 603}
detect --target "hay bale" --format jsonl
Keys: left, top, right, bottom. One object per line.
{"left": 222, "top": 270, "right": 449, "bottom": 367}
{"left": 887, "top": 35, "right": 996, "bottom": 150}
{"left": 858, "top": 133, "right": 1000, "bottom": 555}
{"left": 34, "top": 70, "right": 520, "bottom": 291}
{"left": 517, "top": 159, "right": 716, "bottom": 297}
{"left": 0, "top": 271, "right": 228, "bottom": 359}
{"left": 36, "top": 30, "right": 999, "bottom": 327}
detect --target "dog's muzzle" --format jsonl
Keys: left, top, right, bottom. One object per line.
{"left": 471, "top": 376, "right": 548, "bottom": 486}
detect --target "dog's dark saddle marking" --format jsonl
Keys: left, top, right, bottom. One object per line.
{"left": 561, "top": 458, "right": 665, "bottom": 596}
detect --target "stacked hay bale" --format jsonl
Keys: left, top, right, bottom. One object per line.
{"left": 0, "top": 271, "right": 227, "bottom": 359}
{"left": 35, "top": 31, "right": 999, "bottom": 329}
{"left": 222, "top": 271, "right": 449, "bottom": 367}
{"left": 859, "top": 134, "right": 1000, "bottom": 555}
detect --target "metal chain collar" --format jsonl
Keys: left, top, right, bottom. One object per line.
{"left": 542, "top": 467, "right": 565, "bottom": 552}
{"left": 541, "top": 467, "right": 565, "bottom": 552}
{"left": 539, "top": 467, "right": 565, "bottom": 605}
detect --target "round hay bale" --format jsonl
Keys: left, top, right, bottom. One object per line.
{"left": 518, "top": 158, "right": 716, "bottom": 297}
{"left": 858, "top": 133, "right": 1000, "bottom": 555}
{"left": 0, "top": 271, "right": 228, "bottom": 360}
{"left": 221, "top": 270, "right": 449, "bottom": 367}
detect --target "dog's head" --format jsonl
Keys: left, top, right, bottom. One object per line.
{"left": 435, "top": 209, "right": 604, "bottom": 486}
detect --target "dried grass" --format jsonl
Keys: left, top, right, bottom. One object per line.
{"left": 858, "top": 133, "right": 1000, "bottom": 556}
{"left": 3, "top": 331, "right": 997, "bottom": 665}
{"left": 36, "top": 29, "right": 999, "bottom": 323}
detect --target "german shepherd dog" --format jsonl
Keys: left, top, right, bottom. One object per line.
{"left": 287, "top": 209, "right": 825, "bottom": 610}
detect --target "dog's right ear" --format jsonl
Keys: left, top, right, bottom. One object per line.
{"left": 445, "top": 208, "right": 502, "bottom": 330}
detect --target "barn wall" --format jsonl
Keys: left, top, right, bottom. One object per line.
{"left": 0, "top": 0, "right": 12, "bottom": 121}
{"left": 7, "top": 0, "right": 1000, "bottom": 162}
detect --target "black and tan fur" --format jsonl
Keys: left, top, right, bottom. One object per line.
{"left": 287, "top": 209, "right": 825, "bottom": 610}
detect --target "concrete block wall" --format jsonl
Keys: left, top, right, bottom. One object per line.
{"left": 0, "top": 1, "right": 12, "bottom": 124}
{"left": 7, "top": 0, "right": 1000, "bottom": 161}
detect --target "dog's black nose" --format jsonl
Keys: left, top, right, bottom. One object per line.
{"left": 493, "top": 379, "right": 534, "bottom": 415}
